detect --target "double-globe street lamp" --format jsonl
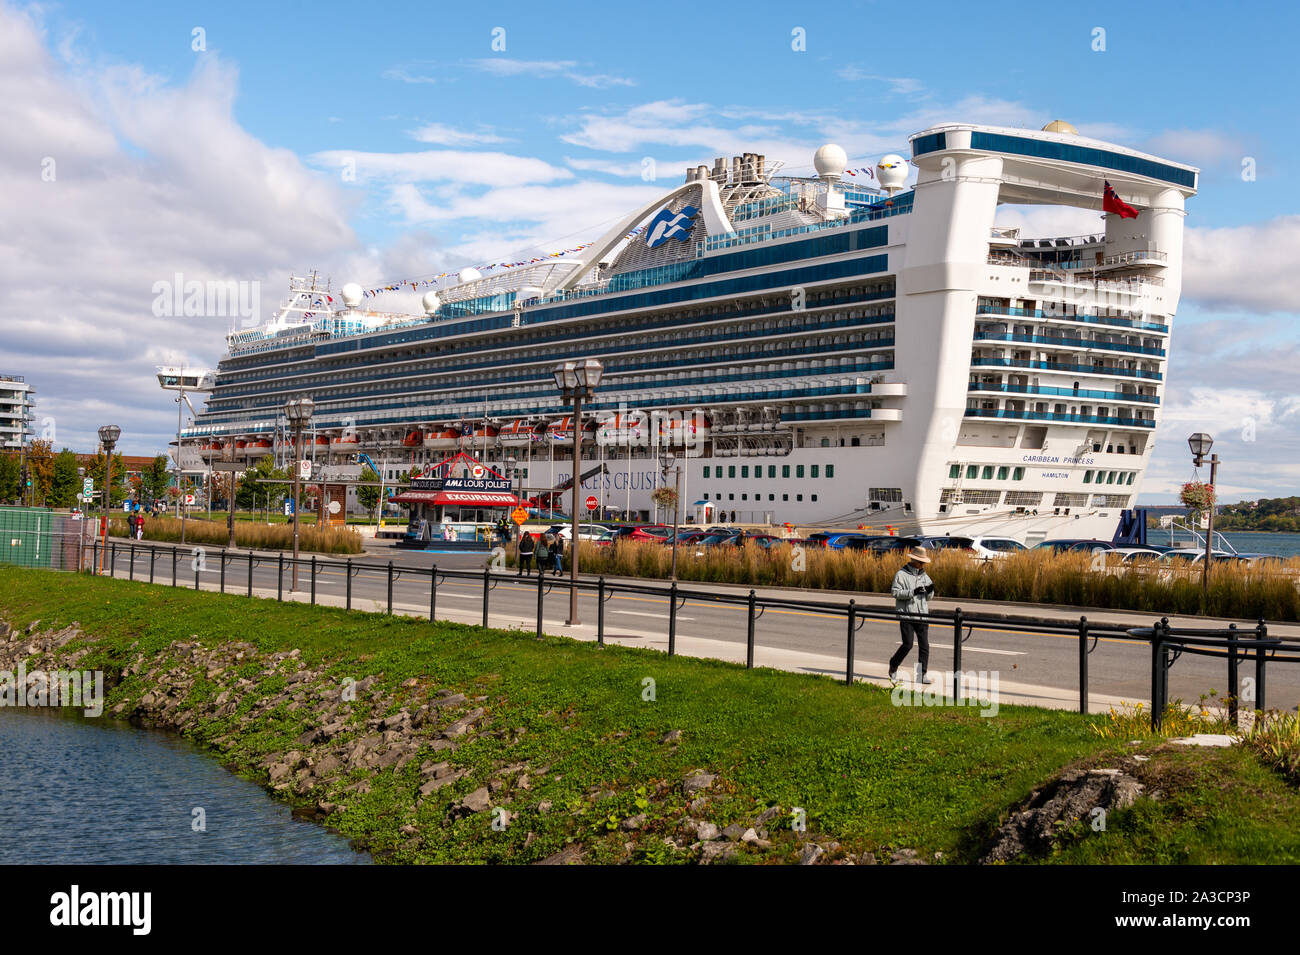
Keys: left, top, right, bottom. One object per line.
{"left": 553, "top": 358, "right": 603, "bottom": 626}
{"left": 285, "top": 397, "right": 315, "bottom": 592}
{"left": 97, "top": 425, "right": 120, "bottom": 574}
{"left": 1188, "top": 432, "right": 1219, "bottom": 596}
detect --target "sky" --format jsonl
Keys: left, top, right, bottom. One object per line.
{"left": 2, "top": 0, "right": 1298, "bottom": 503}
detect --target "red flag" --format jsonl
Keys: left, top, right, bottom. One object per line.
{"left": 1103, "top": 180, "right": 1138, "bottom": 219}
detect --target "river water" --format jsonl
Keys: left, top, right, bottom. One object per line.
{"left": 0, "top": 708, "right": 369, "bottom": 864}
{"left": 1150, "top": 530, "right": 1300, "bottom": 558}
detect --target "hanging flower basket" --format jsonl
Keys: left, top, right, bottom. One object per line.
{"left": 1180, "top": 480, "right": 1215, "bottom": 511}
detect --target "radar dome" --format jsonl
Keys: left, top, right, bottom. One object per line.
{"left": 876, "top": 154, "right": 908, "bottom": 192}
{"left": 813, "top": 143, "right": 848, "bottom": 179}
{"left": 421, "top": 291, "right": 440, "bottom": 315}
{"left": 1042, "top": 119, "right": 1077, "bottom": 135}
{"left": 340, "top": 283, "right": 363, "bottom": 307}
{"left": 457, "top": 267, "right": 482, "bottom": 284}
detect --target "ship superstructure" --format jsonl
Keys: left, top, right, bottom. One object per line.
{"left": 177, "top": 121, "right": 1197, "bottom": 541}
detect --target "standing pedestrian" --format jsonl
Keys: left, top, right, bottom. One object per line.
{"left": 888, "top": 547, "right": 935, "bottom": 684}
{"left": 517, "top": 530, "right": 535, "bottom": 576}
{"left": 551, "top": 533, "right": 564, "bottom": 576}
{"left": 535, "top": 534, "right": 551, "bottom": 577}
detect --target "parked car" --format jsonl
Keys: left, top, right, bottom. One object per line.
{"left": 806, "top": 531, "right": 869, "bottom": 549}
{"left": 659, "top": 530, "right": 708, "bottom": 545}
{"left": 620, "top": 524, "right": 672, "bottom": 542}
{"left": 1032, "top": 539, "right": 1115, "bottom": 556}
{"left": 550, "top": 523, "right": 614, "bottom": 542}
{"left": 966, "top": 536, "right": 1028, "bottom": 560}
{"left": 1112, "top": 548, "right": 1167, "bottom": 563}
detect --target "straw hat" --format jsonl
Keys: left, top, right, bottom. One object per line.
{"left": 908, "top": 546, "right": 931, "bottom": 563}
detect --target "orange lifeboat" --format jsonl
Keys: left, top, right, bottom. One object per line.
{"left": 402, "top": 429, "right": 423, "bottom": 448}
{"left": 423, "top": 428, "right": 460, "bottom": 451}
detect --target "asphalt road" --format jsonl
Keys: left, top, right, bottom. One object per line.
{"left": 98, "top": 538, "right": 1300, "bottom": 715}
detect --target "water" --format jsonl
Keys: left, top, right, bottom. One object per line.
{"left": 0, "top": 708, "right": 369, "bottom": 864}
{"left": 1150, "top": 530, "right": 1300, "bottom": 558}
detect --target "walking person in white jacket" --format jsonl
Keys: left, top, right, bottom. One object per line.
{"left": 889, "top": 547, "right": 935, "bottom": 684}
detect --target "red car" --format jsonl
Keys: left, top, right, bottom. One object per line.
{"left": 621, "top": 524, "right": 672, "bottom": 542}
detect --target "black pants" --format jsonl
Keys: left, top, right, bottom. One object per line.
{"left": 889, "top": 619, "right": 930, "bottom": 674}
{"left": 518, "top": 553, "right": 533, "bottom": 575}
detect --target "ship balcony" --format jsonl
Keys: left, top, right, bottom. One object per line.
{"left": 974, "top": 304, "right": 1168, "bottom": 334}
{"left": 964, "top": 402, "right": 1156, "bottom": 429}
{"left": 970, "top": 355, "right": 1162, "bottom": 381}
{"left": 1028, "top": 269, "right": 1164, "bottom": 294}
{"left": 870, "top": 382, "right": 908, "bottom": 397}
{"left": 973, "top": 330, "right": 1165, "bottom": 357}
{"left": 1094, "top": 249, "right": 1168, "bottom": 271}
{"left": 967, "top": 381, "right": 1159, "bottom": 406}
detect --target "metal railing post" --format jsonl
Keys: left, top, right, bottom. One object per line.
{"left": 220, "top": 548, "right": 226, "bottom": 593}
{"left": 482, "top": 567, "right": 490, "bottom": 628}
{"left": 535, "top": 570, "right": 544, "bottom": 638}
{"left": 171, "top": 548, "right": 177, "bottom": 587}
{"left": 346, "top": 558, "right": 353, "bottom": 610}
{"left": 109, "top": 541, "right": 115, "bottom": 577}
{"left": 247, "top": 552, "right": 254, "bottom": 597}
{"left": 387, "top": 561, "right": 394, "bottom": 615}
{"left": 597, "top": 576, "right": 606, "bottom": 647}
{"left": 310, "top": 556, "right": 317, "bottom": 605}
{"left": 1150, "top": 621, "right": 1163, "bottom": 732}
{"left": 93, "top": 539, "right": 99, "bottom": 577}
{"left": 149, "top": 546, "right": 155, "bottom": 584}
{"left": 844, "top": 599, "right": 856, "bottom": 686}
{"left": 1227, "top": 623, "right": 1239, "bottom": 723}
{"left": 1255, "top": 623, "right": 1268, "bottom": 714}
{"left": 194, "top": 557, "right": 200, "bottom": 591}
{"left": 952, "top": 608, "right": 964, "bottom": 704}
{"left": 668, "top": 579, "right": 678, "bottom": 657}
{"left": 129, "top": 544, "right": 135, "bottom": 581}
{"left": 1159, "top": 618, "right": 1171, "bottom": 722}
{"left": 1078, "top": 616, "right": 1089, "bottom": 715}
{"left": 746, "top": 589, "right": 756, "bottom": 669}
{"left": 429, "top": 565, "right": 437, "bottom": 621}
{"left": 277, "top": 553, "right": 283, "bottom": 601}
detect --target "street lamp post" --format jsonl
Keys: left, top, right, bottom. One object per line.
{"left": 97, "top": 425, "right": 121, "bottom": 574}
{"left": 1188, "top": 432, "right": 1219, "bottom": 598}
{"left": 659, "top": 449, "right": 682, "bottom": 581}
{"left": 285, "top": 397, "right": 315, "bottom": 592}
{"left": 553, "top": 358, "right": 603, "bottom": 626}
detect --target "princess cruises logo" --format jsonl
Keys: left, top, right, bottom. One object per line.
{"left": 644, "top": 205, "right": 700, "bottom": 248}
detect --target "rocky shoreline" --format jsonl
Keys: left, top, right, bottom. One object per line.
{"left": 0, "top": 617, "right": 893, "bottom": 864}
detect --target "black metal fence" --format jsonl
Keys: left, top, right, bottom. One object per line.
{"left": 67, "top": 538, "right": 1300, "bottom": 729}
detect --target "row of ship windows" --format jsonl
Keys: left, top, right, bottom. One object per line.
{"left": 948, "top": 463, "right": 1139, "bottom": 486}
{"left": 940, "top": 489, "right": 1132, "bottom": 509}
{"left": 703, "top": 464, "right": 837, "bottom": 480}
{"left": 704, "top": 492, "right": 818, "bottom": 504}
{"left": 213, "top": 316, "right": 897, "bottom": 406}
{"left": 220, "top": 286, "right": 898, "bottom": 388}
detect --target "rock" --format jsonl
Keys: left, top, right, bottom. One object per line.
{"left": 689, "top": 797, "right": 710, "bottom": 812}
{"left": 660, "top": 729, "right": 682, "bottom": 744}
{"left": 891, "top": 848, "right": 924, "bottom": 865}
{"left": 267, "top": 762, "right": 293, "bottom": 783}
{"left": 740, "top": 828, "right": 759, "bottom": 844}
{"left": 980, "top": 767, "right": 1145, "bottom": 864}
{"left": 620, "top": 814, "right": 646, "bottom": 831}
{"left": 700, "top": 842, "right": 738, "bottom": 865}
{"left": 461, "top": 787, "right": 491, "bottom": 813}
{"left": 859, "top": 852, "right": 878, "bottom": 865}
{"left": 682, "top": 772, "right": 716, "bottom": 796}
{"left": 798, "top": 844, "right": 824, "bottom": 865}
{"left": 722, "top": 823, "right": 746, "bottom": 842}
{"left": 399, "top": 824, "right": 418, "bottom": 835}
{"left": 536, "top": 844, "right": 582, "bottom": 866}
{"left": 538, "top": 800, "right": 553, "bottom": 813}
{"left": 695, "top": 822, "right": 720, "bottom": 841}
{"left": 755, "top": 805, "right": 783, "bottom": 826}
{"left": 516, "top": 774, "right": 531, "bottom": 791}
{"left": 437, "top": 692, "right": 468, "bottom": 707}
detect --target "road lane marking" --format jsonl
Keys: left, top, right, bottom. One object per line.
{"left": 612, "top": 610, "right": 695, "bottom": 620}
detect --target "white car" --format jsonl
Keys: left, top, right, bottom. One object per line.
{"left": 967, "top": 536, "right": 1027, "bottom": 560}
{"left": 550, "top": 523, "right": 613, "bottom": 542}
{"left": 1113, "top": 548, "right": 1167, "bottom": 563}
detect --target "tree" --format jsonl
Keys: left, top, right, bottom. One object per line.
{"left": 236, "top": 454, "right": 287, "bottom": 512}
{"left": 48, "top": 449, "right": 80, "bottom": 508}
{"left": 27, "top": 439, "right": 54, "bottom": 506}
{"left": 356, "top": 466, "right": 380, "bottom": 520}
{"left": 0, "top": 453, "right": 19, "bottom": 503}
{"left": 142, "top": 454, "right": 172, "bottom": 505}
{"left": 85, "top": 451, "right": 127, "bottom": 508}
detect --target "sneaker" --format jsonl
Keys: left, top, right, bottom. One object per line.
{"left": 919, "top": 671, "right": 935, "bottom": 685}
{"left": 887, "top": 670, "right": 899, "bottom": 683}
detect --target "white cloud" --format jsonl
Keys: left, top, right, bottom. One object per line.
{"left": 467, "top": 58, "right": 634, "bottom": 88}
{"left": 408, "top": 122, "right": 506, "bottom": 146}
{"left": 310, "top": 148, "right": 571, "bottom": 186}
{"left": 383, "top": 64, "right": 438, "bottom": 85}
{"left": 834, "top": 67, "right": 924, "bottom": 96}
{"left": 1182, "top": 216, "right": 1300, "bottom": 314}
{"left": 0, "top": 4, "right": 361, "bottom": 457}
{"left": 1144, "top": 128, "right": 1239, "bottom": 168}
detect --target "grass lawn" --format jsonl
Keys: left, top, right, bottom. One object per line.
{"left": 2, "top": 565, "right": 1297, "bottom": 864}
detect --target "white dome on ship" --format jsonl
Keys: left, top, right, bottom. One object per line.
{"left": 421, "top": 291, "right": 440, "bottom": 315}
{"left": 340, "top": 283, "right": 363, "bottom": 307}
{"left": 876, "top": 154, "right": 908, "bottom": 191}
{"left": 457, "top": 267, "right": 482, "bottom": 284}
{"left": 813, "top": 143, "right": 848, "bottom": 178}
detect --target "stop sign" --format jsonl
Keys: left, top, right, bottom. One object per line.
{"left": 585, "top": 495, "right": 598, "bottom": 511}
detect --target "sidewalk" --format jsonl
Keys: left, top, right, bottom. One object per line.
{"left": 103, "top": 569, "right": 1139, "bottom": 715}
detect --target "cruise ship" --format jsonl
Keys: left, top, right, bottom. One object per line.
{"left": 178, "top": 120, "right": 1197, "bottom": 543}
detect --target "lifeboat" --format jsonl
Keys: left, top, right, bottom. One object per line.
{"left": 547, "top": 416, "right": 597, "bottom": 445}
{"left": 423, "top": 428, "right": 461, "bottom": 451}
{"left": 330, "top": 433, "right": 360, "bottom": 449}
{"left": 235, "top": 439, "right": 248, "bottom": 450}
{"left": 595, "top": 412, "right": 646, "bottom": 447}
{"left": 466, "top": 423, "right": 499, "bottom": 443}
{"left": 497, "top": 419, "right": 534, "bottom": 446}
{"left": 401, "top": 429, "right": 423, "bottom": 448}
{"left": 251, "top": 439, "right": 273, "bottom": 449}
